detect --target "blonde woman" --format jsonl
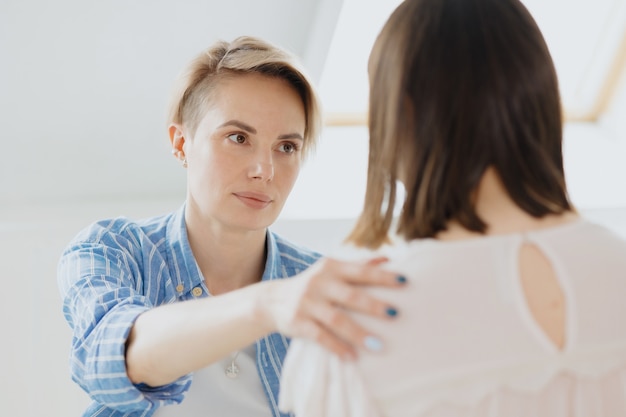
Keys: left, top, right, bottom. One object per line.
{"left": 279, "top": 0, "right": 626, "bottom": 416}
{"left": 58, "top": 36, "right": 406, "bottom": 417}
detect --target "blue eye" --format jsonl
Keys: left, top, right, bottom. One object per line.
{"left": 227, "top": 133, "right": 246, "bottom": 144}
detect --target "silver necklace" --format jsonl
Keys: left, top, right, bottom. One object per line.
{"left": 225, "top": 351, "right": 240, "bottom": 379}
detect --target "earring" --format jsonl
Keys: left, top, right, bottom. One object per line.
{"left": 182, "top": 158, "right": 188, "bottom": 168}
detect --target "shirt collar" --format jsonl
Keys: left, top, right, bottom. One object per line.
{"left": 165, "top": 204, "right": 204, "bottom": 297}
{"left": 262, "top": 230, "right": 284, "bottom": 282}
{"left": 165, "top": 203, "right": 285, "bottom": 297}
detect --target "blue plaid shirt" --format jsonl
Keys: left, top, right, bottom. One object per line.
{"left": 57, "top": 204, "right": 321, "bottom": 417}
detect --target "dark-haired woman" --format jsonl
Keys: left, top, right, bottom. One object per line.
{"left": 279, "top": 0, "right": 626, "bottom": 416}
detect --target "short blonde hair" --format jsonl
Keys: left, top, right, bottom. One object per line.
{"left": 167, "top": 36, "right": 322, "bottom": 159}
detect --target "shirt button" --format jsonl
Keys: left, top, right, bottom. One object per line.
{"left": 176, "top": 284, "right": 184, "bottom": 293}
{"left": 192, "top": 287, "right": 203, "bottom": 297}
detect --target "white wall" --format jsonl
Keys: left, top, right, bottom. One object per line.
{"left": 0, "top": 0, "right": 342, "bottom": 208}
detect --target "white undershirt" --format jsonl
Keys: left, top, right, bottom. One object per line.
{"left": 154, "top": 344, "right": 273, "bottom": 417}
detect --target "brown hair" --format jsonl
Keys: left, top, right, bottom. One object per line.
{"left": 348, "top": 0, "right": 572, "bottom": 249}
{"left": 167, "top": 36, "right": 321, "bottom": 158}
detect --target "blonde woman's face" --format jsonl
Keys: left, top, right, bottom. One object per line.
{"left": 182, "top": 73, "right": 306, "bottom": 232}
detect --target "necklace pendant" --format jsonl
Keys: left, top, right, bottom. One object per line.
{"left": 225, "top": 362, "right": 240, "bottom": 379}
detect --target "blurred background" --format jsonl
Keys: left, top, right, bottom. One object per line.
{"left": 1, "top": 0, "right": 625, "bottom": 415}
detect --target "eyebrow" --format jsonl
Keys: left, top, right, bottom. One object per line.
{"left": 218, "top": 119, "right": 304, "bottom": 142}
{"left": 218, "top": 120, "right": 257, "bottom": 134}
{"left": 278, "top": 133, "right": 304, "bottom": 142}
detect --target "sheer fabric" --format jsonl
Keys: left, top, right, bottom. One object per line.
{"left": 279, "top": 220, "right": 626, "bottom": 417}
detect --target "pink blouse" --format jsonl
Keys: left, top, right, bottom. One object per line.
{"left": 279, "top": 220, "right": 626, "bottom": 417}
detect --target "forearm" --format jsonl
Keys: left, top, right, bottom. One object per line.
{"left": 126, "top": 256, "right": 406, "bottom": 387}
{"left": 126, "top": 281, "right": 275, "bottom": 387}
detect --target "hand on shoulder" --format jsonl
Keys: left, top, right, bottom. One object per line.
{"left": 259, "top": 256, "right": 407, "bottom": 359}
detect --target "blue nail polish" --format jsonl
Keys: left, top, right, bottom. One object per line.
{"left": 396, "top": 275, "right": 407, "bottom": 284}
{"left": 386, "top": 307, "right": 398, "bottom": 317}
{"left": 364, "top": 336, "right": 384, "bottom": 352}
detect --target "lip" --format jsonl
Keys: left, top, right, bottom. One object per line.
{"left": 233, "top": 192, "right": 273, "bottom": 209}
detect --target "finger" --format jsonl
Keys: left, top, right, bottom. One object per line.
{"left": 330, "top": 259, "right": 408, "bottom": 287}
{"left": 321, "top": 279, "right": 399, "bottom": 319}
{"left": 363, "top": 256, "right": 389, "bottom": 266}
{"left": 308, "top": 302, "right": 383, "bottom": 356}
{"left": 315, "top": 327, "right": 357, "bottom": 360}
{"left": 291, "top": 312, "right": 357, "bottom": 360}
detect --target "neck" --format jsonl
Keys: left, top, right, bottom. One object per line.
{"left": 437, "top": 167, "right": 577, "bottom": 240}
{"left": 185, "top": 207, "right": 267, "bottom": 296}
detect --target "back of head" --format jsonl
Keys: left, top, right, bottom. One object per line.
{"left": 167, "top": 36, "right": 321, "bottom": 158}
{"left": 348, "top": 0, "right": 572, "bottom": 248}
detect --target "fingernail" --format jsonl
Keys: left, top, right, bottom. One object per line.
{"left": 386, "top": 307, "right": 398, "bottom": 317}
{"left": 396, "top": 275, "right": 407, "bottom": 284}
{"left": 364, "top": 336, "right": 384, "bottom": 352}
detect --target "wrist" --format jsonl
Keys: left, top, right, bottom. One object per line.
{"left": 250, "top": 280, "right": 279, "bottom": 335}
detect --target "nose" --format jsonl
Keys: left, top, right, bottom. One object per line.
{"left": 248, "top": 152, "right": 274, "bottom": 182}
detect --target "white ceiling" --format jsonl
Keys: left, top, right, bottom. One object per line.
{"left": 1, "top": 0, "right": 625, "bottom": 218}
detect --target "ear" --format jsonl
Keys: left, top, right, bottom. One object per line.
{"left": 169, "top": 123, "right": 186, "bottom": 159}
